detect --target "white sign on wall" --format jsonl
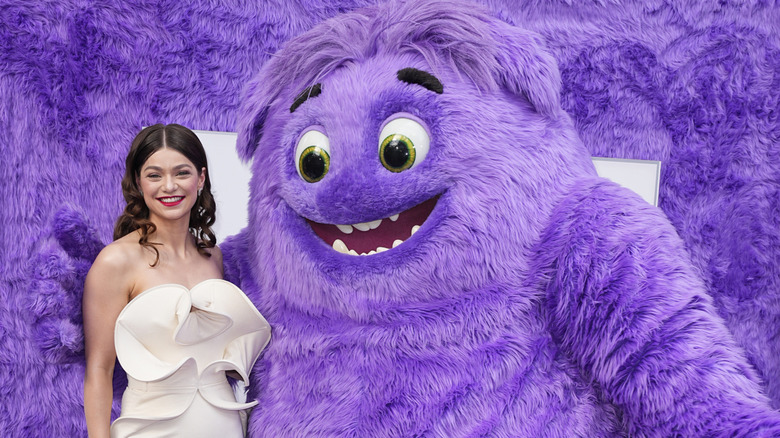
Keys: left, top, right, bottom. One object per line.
{"left": 195, "top": 131, "right": 662, "bottom": 241}
{"left": 194, "top": 130, "right": 252, "bottom": 243}
{"left": 591, "top": 157, "right": 661, "bottom": 207}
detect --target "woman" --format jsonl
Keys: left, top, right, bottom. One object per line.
{"left": 83, "top": 124, "right": 270, "bottom": 438}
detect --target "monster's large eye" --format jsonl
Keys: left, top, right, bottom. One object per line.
{"left": 295, "top": 129, "right": 331, "bottom": 183}
{"left": 378, "top": 116, "right": 430, "bottom": 172}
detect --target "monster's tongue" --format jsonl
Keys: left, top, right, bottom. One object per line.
{"left": 307, "top": 197, "right": 437, "bottom": 255}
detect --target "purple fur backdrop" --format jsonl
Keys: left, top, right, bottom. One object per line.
{"left": 0, "top": 0, "right": 778, "bottom": 436}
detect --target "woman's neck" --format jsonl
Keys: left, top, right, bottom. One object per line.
{"left": 147, "top": 216, "right": 194, "bottom": 259}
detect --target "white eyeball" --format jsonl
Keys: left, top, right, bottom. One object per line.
{"left": 295, "top": 128, "right": 331, "bottom": 183}
{"left": 378, "top": 116, "right": 431, "bottom": 172}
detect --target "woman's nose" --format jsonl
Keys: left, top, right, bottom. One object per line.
{"left": 163, "top": 176, "right": 177, "bottom": 191}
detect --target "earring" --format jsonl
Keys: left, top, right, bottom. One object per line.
{"left": 198, "top": 188, "right": 203, "bottom": 197}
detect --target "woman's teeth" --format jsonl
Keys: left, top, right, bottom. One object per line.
{"left": 332, "top": 223, "right": 421, "bottom": 256}
{"left": 158, "top": 196, "right": 184, "bottom": 206}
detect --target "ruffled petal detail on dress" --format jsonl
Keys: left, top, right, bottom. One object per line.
{"left": 111, "top": 279, "right": 271, "bottom": 438}
{"left": 200, "top": 360, "right": 260, "bottom": 410}
{"left": 110, "top": 362, "right": 199, "bottom": 437}
{"left": 115, "top": 289, "right": 196, "bottom": 383}
{"left": 174, "top": 292, "right": 233, "bottom": 345}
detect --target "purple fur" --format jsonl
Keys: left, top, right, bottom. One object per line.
{"left": 3, "top": 0, "right": 780, "bottom": 435}
{"left": 26, "top": 208, "right": 104, "bottom": 364}
{"left": 230, "top": 0, "right": 780, "bottom": 435}
{"left": 535, "top": 180, "right": 778, "bottom": 435}
{"left": 0, "top": 1, "right": 370, "bottom": 435}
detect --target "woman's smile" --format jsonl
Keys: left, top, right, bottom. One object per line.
{"left": 138, "top": 147, "right": 205, "bottom": 222}
{"left": 157, "top": 196, "right": 185, "bottom": 207}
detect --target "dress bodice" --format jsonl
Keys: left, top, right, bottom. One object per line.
{"left": 110, "top": 279, "right": 270, "bottom": 437}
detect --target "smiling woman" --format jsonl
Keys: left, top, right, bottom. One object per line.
{"left": 82, "top": 124, "right": 270, "bottom": 438}
{"left": 138, "top": 150, "right": 203, "bottom": 230}
{"left": 114, "top": 124, "right": 216, "bottom": 267}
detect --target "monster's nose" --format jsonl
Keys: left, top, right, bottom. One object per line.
{"left": 313, "top": 170, "right": 391, "bottom": 224}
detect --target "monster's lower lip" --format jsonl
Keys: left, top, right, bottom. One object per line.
{"left": 307, "top": 196, "right": 439, "bottom": 255}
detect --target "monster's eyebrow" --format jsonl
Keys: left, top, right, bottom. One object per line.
{"left": 290, "top": 83, "right": 322, "bottom": 113}
{"left": 397, "top": 68, "right": 444, "bottom": 94}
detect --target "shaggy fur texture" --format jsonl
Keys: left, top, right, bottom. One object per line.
{"left": 3, "top": 0, "right": 779, "bottom": 436}
{"left": 503, "top": 2, "right": 780, "bottom": 408}
{"left": 225, "top": 1, "right": 780, "bottom": 435}
{"left": 0, "top": 1, "right": 370, "bottom": 435}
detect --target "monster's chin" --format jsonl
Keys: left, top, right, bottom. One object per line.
{"left": 306, "top": 196, "right": 439, "bottom": 256}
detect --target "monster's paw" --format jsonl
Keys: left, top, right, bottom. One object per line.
{"left": 27, "top": 206, "right": 106, "bottom": 363}
{"left": 51, "top": 206, "right": 105, "bottom": 262}
{"left": 221, "top": 229, "right": 252, "bottom": 288}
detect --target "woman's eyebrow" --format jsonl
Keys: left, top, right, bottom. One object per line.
{"left": 142, "top": 163, "right": 194, "bottom": 172}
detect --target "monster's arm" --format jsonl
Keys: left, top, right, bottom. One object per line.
{"left": 29, "top": 207, "right": 106, "bottom": 363}
{"left": 220, "top": 228, "right": 272, "bottom": 427}
{"left": 221, "top": 228, "right": 258, "bottom": 292}
{"left": 538, "top": 179, "right": 780, "bottom": 435}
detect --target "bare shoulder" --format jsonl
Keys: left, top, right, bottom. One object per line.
{"left": 85, "top": 231, "right": 142, "bottom": 300}
{"left": 92, "top": 232, "right": 141, "bottom": 272}
{"left": 207, "top": 244, "right": 224, "bottom": 275}
{"left": 208, "top": 244, "right": 223, "bottom": 262}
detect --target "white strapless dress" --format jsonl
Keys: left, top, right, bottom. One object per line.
{"left": 110, "top": 279, "right": 271, "bottom": 438}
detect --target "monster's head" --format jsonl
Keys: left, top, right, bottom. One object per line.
{"left": 237, "top": 0, "right": 596, "bottom": 315}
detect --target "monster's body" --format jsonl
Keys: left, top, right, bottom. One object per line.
{"left": 223, "top": 1, "right": 780, "bottom": 436}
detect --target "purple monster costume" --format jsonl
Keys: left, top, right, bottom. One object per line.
{"left": 221, "top": 0, "right": 780, "bottom": 436}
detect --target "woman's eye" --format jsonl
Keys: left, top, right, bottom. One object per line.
{"left": 295, "top": 129, "right": 331, "bottom": 183}
{"left": 378, "top": 116, "right": 430, "bottom": 172}
{"left": 177, "top": 171, "right": 191, "bottom": 176}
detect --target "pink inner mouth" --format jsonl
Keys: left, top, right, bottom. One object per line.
{"left": 307, "top": 197, "right": 438, "bottom": 254}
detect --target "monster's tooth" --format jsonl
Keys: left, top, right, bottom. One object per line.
{"left": 367, "top": 250, "right": 376, "bottom": 255}
{"left": 367, "top": 219, "right": 382, "bottom": 230}
{"left": 389, "top": 214, "right": 399, "bottom": 222}
{"left": 348, "top": 249, "right": 359, "bottom": 256}
{"left": 353, "top": 222, "right": 370, "bottom": 232}
{"left": 376, "top": 247, "right": 389, "bottom": 252}
{"left": 392, "top": 239, "right": 404, "bottom": 248}
{"left": 332, "top": 239, "right": 349, "bottom": 253}
{"left": 411, "top": 225, "right": 421, "bottom": 235}
{"left": 360, "top": 252, "right": 367, "bottom": 256}
{"left": 336, "top": 224, "right": 354, "bottom": 234}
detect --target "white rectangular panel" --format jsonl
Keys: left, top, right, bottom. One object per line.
{"left": 194, "top": 130, "right": 252, "bottom": 242}
{"left": 591, "top": 157, "right": 661, "bottom": 206}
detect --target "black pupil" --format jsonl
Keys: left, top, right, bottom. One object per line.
{"left": 383, "top": 138, "right": 410, "bottom": 168}
{"left": 302, "top": 151, "right": 326, "bottom": 179}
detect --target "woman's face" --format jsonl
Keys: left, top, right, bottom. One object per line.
{"left": 137, "top": 147, "right": 205, "bottom": 225}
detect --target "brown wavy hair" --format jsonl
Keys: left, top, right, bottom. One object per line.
{"left": 113, "top": 124, "right": 217, "bottom": 266}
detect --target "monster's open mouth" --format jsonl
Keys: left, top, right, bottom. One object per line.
{"left": 307, "top": 196, "right": 438, "bottom": 255}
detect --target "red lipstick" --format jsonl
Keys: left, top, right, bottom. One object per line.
{"left": 158, "top": 196, "right": 184, "bottom": 207}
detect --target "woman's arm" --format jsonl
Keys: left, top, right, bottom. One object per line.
{"left": 83, "top": 245, "right": 133, "bottom": 438}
